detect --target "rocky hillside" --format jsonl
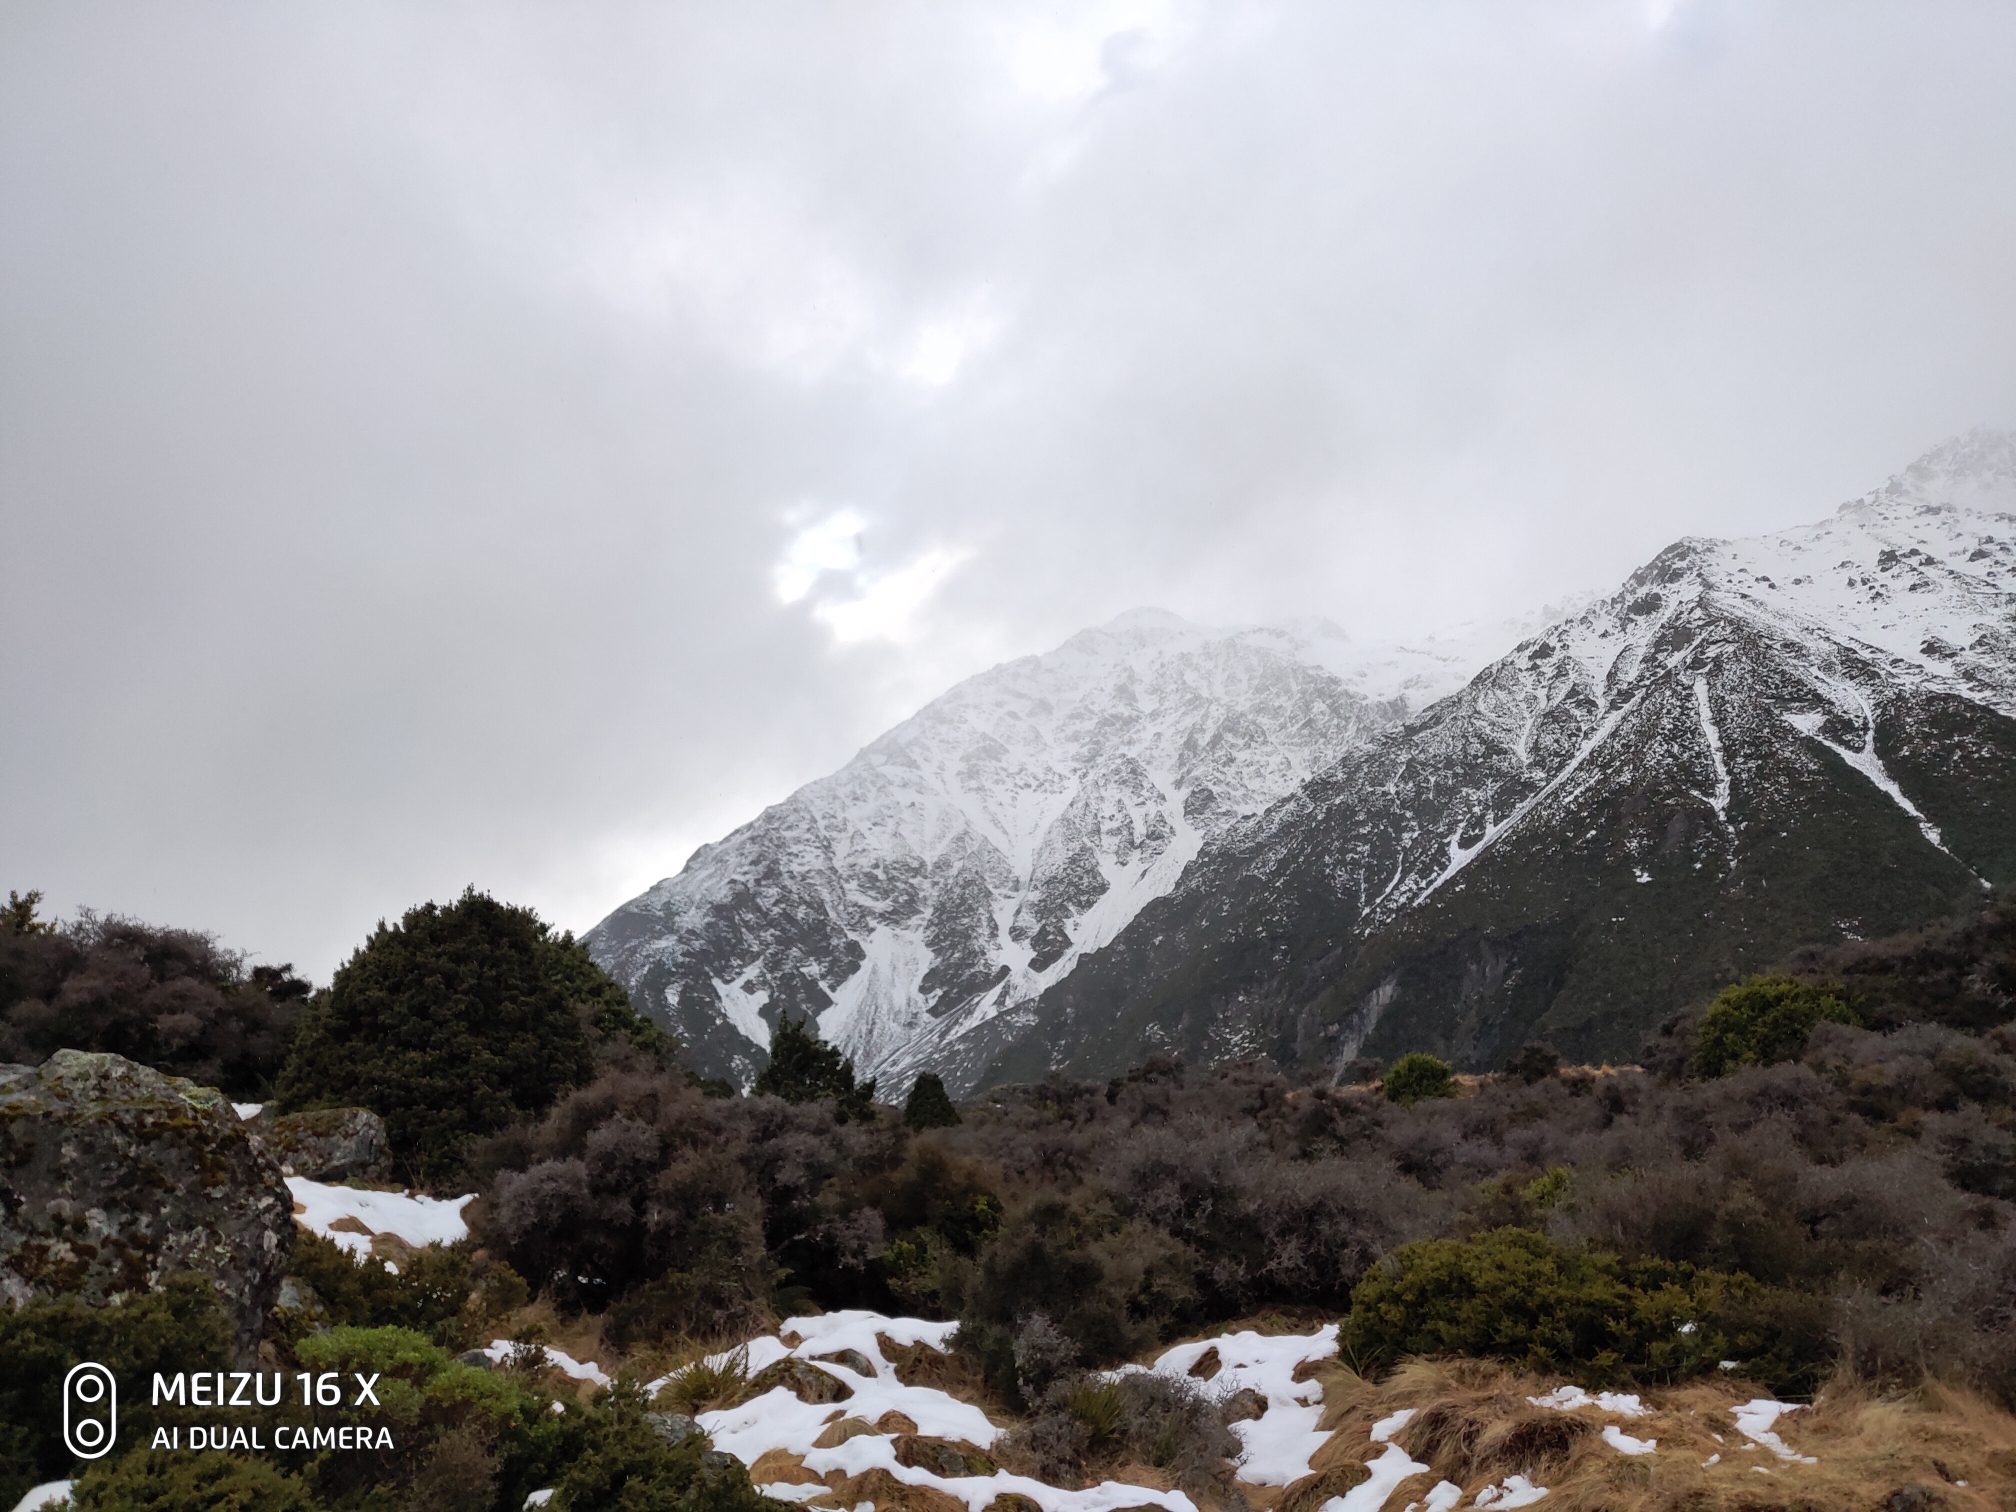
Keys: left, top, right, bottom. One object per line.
{"left": 1007, "top": 429, "right": 2016, "bottom": 1081}
{"left": 588, "top": 612, "right": 1525, "bottom": 1091}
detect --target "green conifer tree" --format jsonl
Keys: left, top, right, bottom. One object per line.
{"left": 274, "top": 889, "right": 655, "bottom": 1179}
{"left": 753, "top": 1015, "right": 876, "bottom": 1122}
{"left": 903, "top": 1071, "right": 962, "bottom": 1130}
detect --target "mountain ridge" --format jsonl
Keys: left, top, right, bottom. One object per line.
{"left": 587, "top": 609, "right": 1533, "bottom": 1090}
{"left": 589, "top": 429, "right": 2016, "bottom": 1092}
{"left": 992, "top": 428, "right": 2016, "bottom": 1083}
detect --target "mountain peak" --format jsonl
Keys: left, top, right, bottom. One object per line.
{"left": 1843, "top": 426, "right": 2016, "bottom": 519}
{"left": 1099, "top": 605, "right": 1197, "bottom": 632}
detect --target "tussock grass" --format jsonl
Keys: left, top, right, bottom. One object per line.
{"left": 1298, "top": 1356, "right": 2016, "bottom": 1512}
{"left": 656, "top": 1344, "right": 750, "bottom": 1414}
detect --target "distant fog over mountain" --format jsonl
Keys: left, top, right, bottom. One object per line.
{"left": 589, "top": 432, "right": 2016, "bottom": 1093}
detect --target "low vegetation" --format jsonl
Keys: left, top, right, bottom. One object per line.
{"left": 3, "top": 885, "right": 2013, "bottom": 1510}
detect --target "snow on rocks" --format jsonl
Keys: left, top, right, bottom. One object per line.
{"left": 1601, "top": 1425, "right": 1656, "bottom": 1456}
{"left": 232, "top": 1102, "right": 263, "bottom": 1120}
{"left": 1729, "top": 1400, "right": 1816, "bottom": 1463}
{"left": 1123, "top": 1324, "right": 1341, "bottom": 1483}
{"left": 286, "top": 1176, "right": 474, "bottom": 1259}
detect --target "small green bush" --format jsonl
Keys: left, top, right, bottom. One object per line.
{"left": 1383, "top": 1052, "right": 1455, "bottom": 1105}
{"left": 72, "top": 1449, "right": 318, "bottom": 1512}
{"left": 282, "top": 1232, "right": 480, "bottom": 1347}
{"left": 1690, "top": 975, "right": 1860, "bottom": 1078}
{"left": 0, "top": 1275, "right": 231, "bottom": 1509}
{"left": 554, "top": 1379, "right": 768, "bottom": 1512}
{"left": 283, "top": 1325, "right": 580, "bottom": 1510}
{"left": 1340, "top": 1227, "right": 1828, "bottom": 1393}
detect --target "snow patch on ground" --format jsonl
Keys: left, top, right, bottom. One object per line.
{"left": 1729, "top": 1400, "right": 1816, "bottom": 1463}
{"left": 286, "top": 1177, "right": 475, "bottom": 1258}
{"left": 1124, "top": 1325, "right": 1341, "bottom": 1484}
{"left": 1525, "top": 1386, "right": 1648, "bottom": 1418}
{"left": 481, "top": 1341, "right": 611, "bottom": 1387}
{"left": 8, "top": 1483, "right": 73, "bottom": 1512}
{"left": 233, "top": 1102, "right": 263, "bottom": 1120}
{"left": 1369, "top": 1407, "right": 1417, "bottom": 1444}
{"left": 1471, "top": 1474, "right": 1548, "bottom": 1507}
{"left": 696, "top": 1313, "right": 1213, "bottom": 1512}
{"left": 1602, "top": 1424, "right": 1656, "bottom": 1455}
{"left": 1331, "top": 1441, "right": 1433, "bottom": 1511}
{"left": 697, "top": 1316, "right": 1358, "bottom": 1512}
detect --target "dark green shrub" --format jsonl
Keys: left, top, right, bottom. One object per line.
{"left": 72, "top": 1450, "right": 319, "bottom": 1511}
{"left": 551, "top": 1379, "right": 768, "bottom": 1512}
{"left": 1341, "top": 1227, "right": 1828, "bottom": 1393}
{"left": 753, "top": 1016, "right": 875, "bottom": 1122}
{"left": 1690, "top": 976, "right": 1860, "bottom": 1078}
{"left": 281, "top": 1231, "right": 482, "bottom": 1347}
{"left": 1383, "top": 1052, "right": 1455, "bottom": 1105}
{"left": 287, "top": 1326, "right": 578, "bottom": 1510}
{"left": 903, "top": 1072, "right": 962, "bottom": 1130}
{"left": 958, "top": 1198, "right": 1197, "bottom": 1398}
{"left": 0, "top": 1275, "right": 232, "bottom": 1509}
{"left": 1504, "top": 1042, "right": 1561, "bottom": 1084}
{"left": 275, "top": 890, "right": 655, "bottom": 1180}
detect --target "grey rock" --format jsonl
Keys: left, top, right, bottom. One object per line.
{"left": 455, "top": 1348, "right": 497, "bottom": 1371}
{"left": 0, "top": 1049, "right": 293, "bottom": 1362}
{"left": 248, "top": 1106, "right": 389, "bottom": 1181}
{"left": 643, "top": 1411, "right": 700, "bottom": 1448}
{"left": 276, "top": 1275, "right": 327, "bottom": 1317}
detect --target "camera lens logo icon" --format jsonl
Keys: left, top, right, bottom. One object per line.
{"left": 63, "top": 1362, "right": 118, "bottom": 1460}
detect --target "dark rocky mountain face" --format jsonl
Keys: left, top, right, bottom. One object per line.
{"left": 997, "top": 431, "right": 2016, "bottom": 1082}
{"left": 594, "top": 431, "right": 2016, "bottom": 1092}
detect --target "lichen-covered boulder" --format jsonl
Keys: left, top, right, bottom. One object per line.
{"left": 0, "top": 1049, "right": 293, "bottom": 1361}
{"left": 248, "top": 1105, "right": 389, "bottom": 1180}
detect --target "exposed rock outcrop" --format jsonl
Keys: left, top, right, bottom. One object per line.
{"left": 0, "top": 1049, "right": 293, "bottom": 1360}
{"left": 247, "top": 1105, "right": 389, "bottom": 1180}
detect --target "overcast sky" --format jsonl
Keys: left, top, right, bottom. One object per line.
{"left": 3, "top": 1, "right": 2012, "bottom": 980}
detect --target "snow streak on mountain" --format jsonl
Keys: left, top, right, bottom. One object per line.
{"left": 587, "top": 612, "right": 1524, "bottom": 1090}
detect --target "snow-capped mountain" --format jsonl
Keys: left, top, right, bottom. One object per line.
{"left": 594, "top": 430, "right": 2015, "bottom": 1093}
{"left": 1011, "top": 429, "right": 2016, "bottom": 1082}
{"left": 586, "top": 611, "right": 1524, "bottom": 1090}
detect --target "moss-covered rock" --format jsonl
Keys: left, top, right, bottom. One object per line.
{"left": 0, "top": 1050, "right": 292, "bottom": 1360}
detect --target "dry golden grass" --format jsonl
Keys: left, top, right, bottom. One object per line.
{"left": 1291, "top": 1356, "right": 2016, "bottom": 1511}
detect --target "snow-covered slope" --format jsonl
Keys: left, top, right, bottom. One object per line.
{"left": 1018, "top": 430, "right": 2016, "bottom": 1080}
{"left": 587, "top": 612, "right": 1512, "bottom": 1092}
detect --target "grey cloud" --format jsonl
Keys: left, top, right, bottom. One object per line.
{"left": 3, "top": 0, "right": 2012, "bottom": 977}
